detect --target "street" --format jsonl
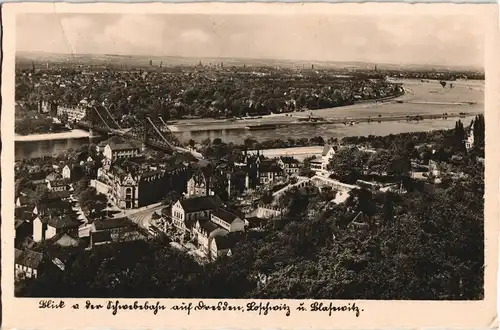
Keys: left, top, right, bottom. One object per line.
{"left": 125, "top": 204, "right": 165, "bottom": 229}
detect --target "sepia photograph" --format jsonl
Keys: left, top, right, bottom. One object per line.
{"left": 6, "top": 2, "right": 494, "bottom": 307}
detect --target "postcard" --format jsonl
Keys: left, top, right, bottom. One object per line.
{"left": 2, "top": 2, "right": 499, "bottom": 329}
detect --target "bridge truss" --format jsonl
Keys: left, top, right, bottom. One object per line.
{"left": 80, "top": 105, "right": 192, "bottom": 156}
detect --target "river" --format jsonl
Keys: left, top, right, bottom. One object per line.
{"left": 15, "top": 79, "right": 484, "bottom": 160}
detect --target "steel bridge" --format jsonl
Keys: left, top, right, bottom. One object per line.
{"left": 75, "top": 105, "right": 203, "bottom": 159}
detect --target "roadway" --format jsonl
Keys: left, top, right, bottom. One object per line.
{"left": 116, "top": 203, "right": 166, "bottom": 230}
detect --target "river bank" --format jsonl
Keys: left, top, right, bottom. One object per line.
{"left": 14, "top": 78, "right": 483, "bottom": 160}
{"left": 167, "top": 93, "right": 407, "bottom": 132}
{"left": 168, "top": 108, "right": 477, "bottom": 133}
{"left": 15, "top": 129, "right": 89, "bottom": 142}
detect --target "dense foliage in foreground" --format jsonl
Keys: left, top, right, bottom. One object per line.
{"left": 16, "top": 119, "right": 485, "bottom": 299}
{"left": 16, "top": 162, "right": 484, "bottom": 300}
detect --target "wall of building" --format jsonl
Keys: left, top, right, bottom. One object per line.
{"left": 229, "top": 218, "right": 245, "bottom": 232}
{"left": 57, "top": 107, "right": 87, "bottom": 122}
{"left": 46, "top": 226, "right": 57, "bottom": 241}
{"left": 113, "top": 149, "right": 139, "bottom": 159}
{"left": 172, "top": 203, "right": 211, "bottom": 232}
{"left": 171, "top": 203, "right": 186, "bottom": 230}
{"left": 116, "top": 184, "right": 139, "bottom": 209}
{"left": 256, "top": 206, "right": 283, "bottom": 218}
{"left": 33, "top": 218, "right": 44, "bottom": 242}
{"left": 62, "top": 166, "right": 71, "bottom": 179}
{"left": 193, "top": 226, "right": 210, "bottom": 252}
{"left": 103, "top": 145, "right": 113, "bottom": 160}
{"left": 92, "top": 179, "right": 110, "bottom": 195}
{"left": 15, "top": 264, "right": 38, "bottom": 279}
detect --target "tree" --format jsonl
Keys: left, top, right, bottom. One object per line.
{"left": 382, "top": 192, "right": 395, "bottom": 227}
{"left": 328, "top": 148, "right": 369, "bottom": 184}
{"left": 76, "top": 186, "right": 107, "bottom": 219}
{"left": 472, "top": 114, "right": 485, "bottom": 151}
{"left": 34, "top": 185, "right": 50, "bottom": 204}
{"left": 367, "top": 150, "right": 392, "bottom": 175}
{"left": 387, "top": 154, "right": 412, "bottom": 179}
{"left": 88, "top": 143, "right": 98, "bottom": 158}
{"left": 260, "top": 191, "right": 274, "bottom": 205}
{"left": 453, "top": 120, "right": 466, "bottom": 152}
{"left": 162, "top": 190, "right": 180, "bottom": 206}
{"left": 73, "top": 180, "right": 90, "bottom": 197}
{"left": 356, "top": 188, "right": 376, "bottom": 225}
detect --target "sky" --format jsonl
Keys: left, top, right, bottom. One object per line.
{"left": 16, "top": 13, "right": 485, "bottom": 68}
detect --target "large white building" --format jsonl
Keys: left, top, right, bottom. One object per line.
{"left": 103, "top": 142, "right": 141, "bottom": 162}
{"left": 33, "top": 214, "right": 81, "bottom": 242}
{"left": 311, "top": 145, "right": 337, "bottom": 173}
{"left": 171, "top": 196, "right": 220, "bottom": 232}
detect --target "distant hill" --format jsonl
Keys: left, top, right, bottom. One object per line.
{"left": 15, "top": 51, "right": 483, "bottom": 72}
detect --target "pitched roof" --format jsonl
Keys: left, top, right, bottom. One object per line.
{"left": 93, "top": 217, "right": 134, "bottom": 231}
{"left": 118, "top": 230, "right": 147, "bottom": 242}
{"left": 91, "top": 230, "right": 112, "bottom": 244}
{"left": 209, "top": 227, "right": 229, "bottom": 239}
{"left": 76, "top": 151, "right": 89, "bottom": 161}
{"left": 280, "top": 156, "right": 300, "bottom": 164}
{"left": 211, "top": 209, "right": 240, "bottom": 225}
{"left": 140, "top": 170, "right": 163, "bottom": 179}
{"left": 213, "top": 233, "right": 236, "bottom": 250}
{"left": 46, "top": 172, "right": 61, "bottom": 181}
{"left": 15, "top": 206, "right": 33, "bottom": 220}
{"left": 179, "top": 196, "right": 220, "bottom": 213}
{"left": 20, "top": 188, "right": 36, "bottom": 197}
{"left": 55, "top": 190, "right": 72, "bottom": 199}
{"left": 15, "top": 249, "right": 44, "bottom": 269}
{"left": 260, "top": 162, "right": 283, "bottom": 174}
{"left": 52, "top": 233, "right": 80, "bottom": 247}
{"left": 245, "top": 216, "right": 267, "bottom": 228}
{"left": 15, "top": 219, "right": 32, "bottom": 230}
{"left": 195, "top": 159, "right": 212, "bottom": 168}
{"left": 50, "top": 178, "right": 70, "bottom": 187}
{"left": 16, "top": 195, "right": 30, "bottom": 205}
{"left": 161, "top": 207, "right": 171, "bottom": 216}
{"left": 47, "top": 214, "right": 82, "bottom": 229}
{"left": 108, "top": 142, "right": 139, "bottom": 151}
{"left": 322, "top": 145, "right": 335, "bottom": 156}
{"left": 198, "top": 219, "right": 221, "bottom": 234}
{"left": 15, "top": 248, "right": 23, "bottom": 260}
{"left": 32, "top": 179, "right": 47, "bottom": 186}
{"left": 40, "top": 190, "right": 71, "bottom": 203}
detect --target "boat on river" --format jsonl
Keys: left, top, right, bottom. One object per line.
{"left": 245, "top": 124, "right": 280, "bottom": 131}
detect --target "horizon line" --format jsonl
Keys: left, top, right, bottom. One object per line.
{"left": 16, "top": 50, "right": 484, "bottom": 71}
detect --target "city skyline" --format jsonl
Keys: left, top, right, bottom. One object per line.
{"left": 17, "top": 12, "right": 485, "bottom": 68}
